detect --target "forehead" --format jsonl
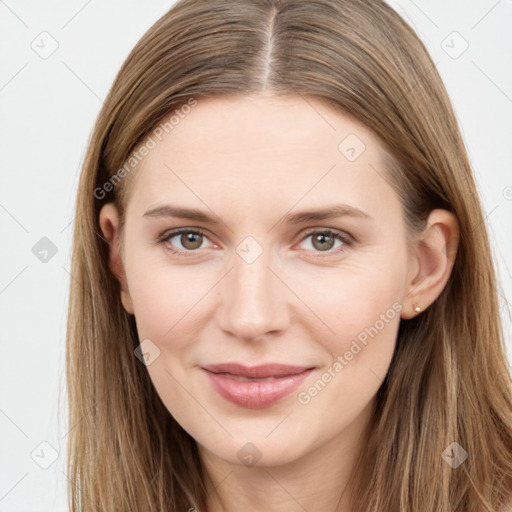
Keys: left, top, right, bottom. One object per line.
{"left": 124, "top": 94, "right": 399, "bottom": 222}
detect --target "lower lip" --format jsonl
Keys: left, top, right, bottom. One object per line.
{"left": 202, "top": 368, "right": 314, "bottom": 409}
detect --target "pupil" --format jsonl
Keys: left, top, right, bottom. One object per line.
{"left": 183, "top": 233, "right": 201, "bottom": 249}
{"left": 315, "top": 234, "right": 333, "bottom": 251}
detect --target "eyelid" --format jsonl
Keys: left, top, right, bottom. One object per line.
{"left": 156, "top": 227, "right": 216, "bottom": 253}
{"left": 296, "top": 227, "right": 354, "bottom": 246}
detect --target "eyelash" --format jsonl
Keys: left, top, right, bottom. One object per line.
{"left": 156, "top": 227, "right": 354, "bottom": 258}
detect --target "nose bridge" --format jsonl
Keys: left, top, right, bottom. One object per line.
{"left": 218, "top": 240, "right": 288, "bottom": 341}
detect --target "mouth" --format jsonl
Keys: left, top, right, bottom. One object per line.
{"left": 201, "top": 362, "right": 313, "bottom": 379}
{"left": 214, "top": 374, "right": 290, "bottom": 382}
{"left": 200, "top": 363, "right": 315, "bottom": 409}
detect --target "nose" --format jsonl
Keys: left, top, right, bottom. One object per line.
{"left": 217, "top": 246, "right": 290, "bottom": 342}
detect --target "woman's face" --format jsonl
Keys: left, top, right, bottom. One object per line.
{"left": 102, "top": 94, "right": 418, "bottom": 468}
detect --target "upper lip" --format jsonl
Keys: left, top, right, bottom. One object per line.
{"left": 201, "top": 363, "right": 313, "bottom": 379}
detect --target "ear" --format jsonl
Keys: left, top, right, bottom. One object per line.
{"left": 401, "top": 209, "right": 460, "bottom": 319}
{"left": 98, "top": 203, "right": 134, "bottom": 315}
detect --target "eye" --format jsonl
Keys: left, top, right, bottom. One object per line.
{"left": 156, "top": 227, "right": 353, "bottom": 257}
{"left": 296, "top": 229, "right": 352, "bottom": 255}
{"left": 157, "top": 228, "right": 214, "bottom": 256}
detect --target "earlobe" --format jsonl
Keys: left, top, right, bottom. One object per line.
{"left": 401, "top": 209, "right": 460, "bottom": 319}
{"left": 98, "top": 203, "right": 134, "bottom": 315}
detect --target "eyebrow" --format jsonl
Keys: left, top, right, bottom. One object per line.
{"left": 142, "top": 204, "right": 373, "bottom": 224}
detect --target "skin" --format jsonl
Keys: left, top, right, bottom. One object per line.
{"left": 99, "top": 94, "right": 459, "bottom": 512}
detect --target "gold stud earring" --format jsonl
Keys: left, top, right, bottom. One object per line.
{"left": 413, "top": 303, "right": 421, "bottom": 314}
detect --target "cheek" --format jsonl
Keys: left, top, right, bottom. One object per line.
{"left": 125, "top": 261, "right": 210, "bottom": 416}
{"left": 289, "top": 253, "right": 405, "bottom": 402}
{"left": 292, "top": 271, "right": 402, "bottom": 422}
{"left": 288, "top": 250, "right": 406, "bottom": 338}
{"left": 303, "top": 278, "right": 401, "bottom": 377}
{"left": 125, "top": 252, "right": 214, "bottom": 342}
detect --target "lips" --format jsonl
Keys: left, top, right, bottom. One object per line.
{"left": 201, "top": 362, "right": 315, "bottom": 409}
{"left": 201, "top": 362, "right": 312, "bottom": 379}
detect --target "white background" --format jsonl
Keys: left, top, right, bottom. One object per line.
{"left": 0, "top": 1, "right": 511, "bottom": 510}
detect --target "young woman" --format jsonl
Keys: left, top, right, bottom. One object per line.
{"left": 66, "top": 0, "right": 512, "bottom": 510}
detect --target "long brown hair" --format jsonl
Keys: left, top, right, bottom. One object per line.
{"left": 66, "top": 0, "right": 512, "bottom": 510}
